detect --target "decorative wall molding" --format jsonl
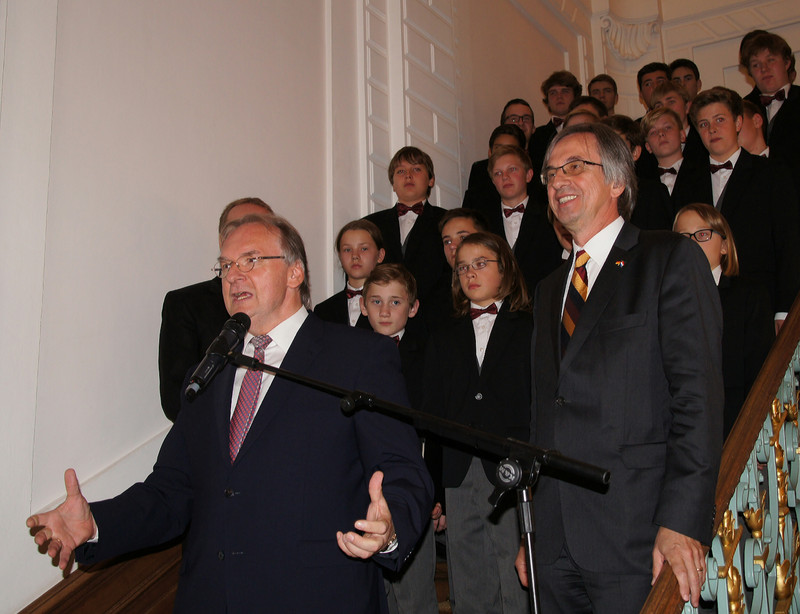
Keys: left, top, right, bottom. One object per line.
{"left": 600, "top": 14, "right": 661, "bottom": 61}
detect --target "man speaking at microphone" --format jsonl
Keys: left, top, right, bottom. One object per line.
{"left": 27, "top": 213, "right": 433, "bottom": 614}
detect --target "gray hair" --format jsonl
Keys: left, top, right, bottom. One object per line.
{"left": 220, "top": 213, "right": 311, "bottom": 309}
{"left": 544, "top": 123, "right": 637, "bottom": 220}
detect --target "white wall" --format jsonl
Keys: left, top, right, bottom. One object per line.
{"left": 2, "top": 1, "right": 332, "bottom": 610}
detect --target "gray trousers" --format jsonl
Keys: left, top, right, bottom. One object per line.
{"left": 445, "top": 457, "right": 529, "bottom": 614}
{"left": 384, "top": 518, "right": 439, "bottom": 614}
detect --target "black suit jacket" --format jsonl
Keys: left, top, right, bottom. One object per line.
{"left": 364, "top": 202, "right": 451, "bottom": 327}
{"left": 158, "top": 277, "right": 231, "bottom": 421}
{"left": 670, "top": 157, "right": 712, "bottom": 213}
{"left": 630, "top": 177, "right": 674, "bottom": 230}
{"left": 314, "top": 288, "right": 372, "bottom": 330}
{"left": 679, "top": 148, "right": 800, "bottom": 313}
{"left": 718, "top": 274, "right": 774, "bottom": 438}
{"left": 423, "top": 306, "right": 533, "bottom": 488}
{"left": 465, "top": 196, "right": 562, "bottom": 295}
{"left": 78, "top": 315, "right": 433, "bottom": 614}
{"left": 531, "top": 224, "right": 722, "bottom": 576}
{"left": 745, "top": 84, "right": 800, "bottom": 196}
{"left": 529, "top": 121, "right": 557, "bottom": 204}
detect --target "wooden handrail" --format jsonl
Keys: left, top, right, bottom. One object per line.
{"left": 641, "top": 291, "right": 800, "bottom": 613}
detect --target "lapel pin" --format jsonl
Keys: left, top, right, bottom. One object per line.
{"left": 615, "top": 260, "right": 625, "bottom": 268}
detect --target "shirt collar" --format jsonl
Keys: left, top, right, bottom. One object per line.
{"left": 709, "top": 147, "right": 742, "bottom": 168}
{"left": 572, "top": 216, "right": 624, "bottom": 267}
{"left": 243, "top": 307, "right": 308, "bottom": 352}
{"left": 502, "top": 195, "right": 530, "bottom": 210}
{"left": 711, "top": 265, "right": 722, "bottom": 286}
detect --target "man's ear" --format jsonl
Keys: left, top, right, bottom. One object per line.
{"left": 287, "top": 261, "right": 304, "bottom": 289}
{"left": 360, "top": 296, "right": 369, "bottom": 316}
{"left": 408, "top": 299, "right": 420, "bottom": 318}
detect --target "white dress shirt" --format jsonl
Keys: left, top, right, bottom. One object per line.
{"left": 471, "top": 300, "right": 502, "bottom": 368}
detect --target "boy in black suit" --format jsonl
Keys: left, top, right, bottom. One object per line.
{"left": 462, "top": 123, "right": 526, "bottom": 211}
{"left": 601, "top": 114, "right": 674, "bottom": 230}
{"left": 480, "top": 144, "right": 562, "bottom": 294}
{"left": 690, "top": 86, "right": 800, "bottom": 329}
{"left": 364, "top": 147, "right": 451, "bottom": 329}
{"left": 361, "top": 263, "right": 440, "bottom": 614}
{"left": 651, "top": 81, "right": 707, "bottom": 165}
{"left": 740, "top": 31, "right": 800, "bottom": 181}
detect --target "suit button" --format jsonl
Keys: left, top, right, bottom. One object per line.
{"left": 218, "top": 551, "right": 225, "bottom": 560}
{"left": 475, "top": 393, "right": 483, "bottom": 400}
{"left": 555, "top": 396, "right": 565, "bottom": 407}
{"left": 224, "top": 488, "right": 234, "bottom": 497}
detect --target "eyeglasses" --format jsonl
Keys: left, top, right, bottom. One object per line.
{"left": 679, "top": 229, "right": 724, "bottom": 243}
{"left": 213, "top": 255, "right": 284, "bottom": 278}
{"left": 541, "top": 159, "right": 604, "bottom": 186}
{"left": 455, "top": 258, "right": 499, "bottom": 276}
{"left": 504, "top": 114, "right": 533, "bottom": 125}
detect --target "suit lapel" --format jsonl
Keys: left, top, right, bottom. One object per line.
{"left": 403, "top": 202, "right": 432, "bottom": 259}
{"left": 718, "top": 151, "right": 754, "bottom": 215}
{"left": 559, "top": 224, "right": 639, "bottom": 375}
{"left": 214, "top": 358, "right": 240, "bottom": 463}
{"left": 480, "top": 308, "right": 516, "bottom": 379}
{"left": 232, "top": 316, "right": 323, "bottom": 464}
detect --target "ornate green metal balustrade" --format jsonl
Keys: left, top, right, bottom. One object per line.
{"left": 643, "top": 297, "right": 800, "bottom": 614}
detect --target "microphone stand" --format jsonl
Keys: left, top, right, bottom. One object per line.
{"left": 227, "top": 351, "right": 610, "bottom": 614}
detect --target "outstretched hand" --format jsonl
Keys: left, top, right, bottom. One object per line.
{"left": 26, "top": 468, "right": 97, "bottom": 570}
{"left": 336, "top": 470, "right": 395, "bottom": 559}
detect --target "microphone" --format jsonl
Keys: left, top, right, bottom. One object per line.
{"left": 184, "top": 312, "right": 251, "bottom": 401}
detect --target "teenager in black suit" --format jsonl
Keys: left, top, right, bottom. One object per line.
{"left": 602, "top": 114, "right": 674, "bottom": 230}
{"left": 689, "top": 87, "right": 800, "bottom": 325}
{"left": 467, "top": 144, "right": 563, "bottom": 296}
{"left": 27, "top": 214, "right": 433, "bottom": 614}
{"left": 461, "top": 123, "right": 526, "bottom": 212}
{"left": 361, "top": 263, "right": 440, "bottom": 614}
{"left": 651, "top": 81, "right": 707, "bottom": 167}
{"left": 423, "top": 232, "right": 532, "bottom": 613}
{"left": 364, "top": 146, "right": 451, "bottom": 329}
{"left": 641, "top": 107, "right": 709, "bottom": 216}
{"left": 740, "top": 31, "right": 800, "bottom": 197}
{"left": 314, "top": 219, "right": 384, "bottom": 331}
{"left": 674, "top": 203, "right": 774, "bottom": 438}
{"left": 516, "top": 124, "right": 722, "bottom": 611}
{"left": 158, "top": 197, "right": 273, "bottom": 421}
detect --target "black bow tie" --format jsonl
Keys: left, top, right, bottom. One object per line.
{"left": 710, "top": 161, "right": 733, "bottom": 174}
{"left": 397, "top": 202, "right": 424, "bottom": 216}
{"left": 470, "top": 303, "right": 498, "bottom": 320}
{"left": 658, "top": 167, "right": 677, "bottom": 176}
{"left": 760, "top": 89, "right": 786, "bottom": 106}
{"left": 552, "top": 117, "right": 564, "bottom": 128}
{"left": 345, "top": 288, "right": 362, "bottom": 299}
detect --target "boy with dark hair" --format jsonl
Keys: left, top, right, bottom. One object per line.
{"left": 637, "top": 62, "right": 670, "bottom": 112}
{"left": 688, "top": 86, "right": 800, "bottom": 327}
{"left": 668, "top": 58, "right": 702, "bottom": 99}
{"left": 364, "top": 147, "right": 451, "bottom": 329}
{"left": 530, "top": 71, "right": 583, "bottom": 201}
{"left": 439, "top": 208, "right": 489, "bottom": 270}
{"left": 740, "top": 30, "right": 800, "bottom": 192}
{"left": 568, "top": 95, "right": 609, "bottom": 118}
{"left": 739, "top": 100, "right": 769, "bottom": 157}
{"left": 588, "top": 73, "right": 619, "bottom": 114}
{"left": 360, "top": 263, "right": 440, "bottom": 614}
{"left": 500, "top": 98, "right": 535, "bottom": 147}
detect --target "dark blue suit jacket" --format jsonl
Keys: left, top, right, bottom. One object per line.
{"left": 77, "top": 314, "right": 433, "bottom": 614}
{"left": 531, "top": 224, "right": 722, "bottom": 577}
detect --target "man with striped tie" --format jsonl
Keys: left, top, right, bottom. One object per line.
{"left": 26, "top": 213, "right": 433, "bottom": 614}
{"left": 515, "top": 123, "right": 723, "bottom": 613}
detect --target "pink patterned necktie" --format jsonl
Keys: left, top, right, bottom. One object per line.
{"left": 229, "top": 334, "right": 272, "bottom": 463}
